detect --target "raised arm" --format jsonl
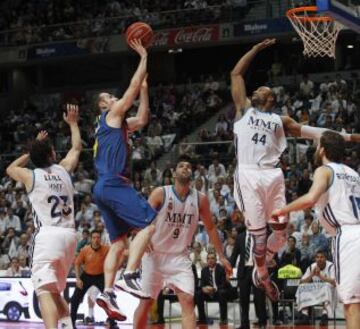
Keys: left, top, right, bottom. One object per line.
{"left": 231, "top": 38, "right": 276, "bottom": 119}
{"left": 6, "top": 155, "right": 32, "bottom": 192}
{"left": 108, "top": 39, "right": 147, "bottom": 119}
{"left": 59, "top": 104, "right": 82, "bottom": 173}
{"left": 272, "top": 166, "right": 332, "bottom": 218}
{"left": 282, "top": 115, "right": 360, "bottom": 142}
{"left": 126, "top": 75, "right": 150, "bottom": 132}
{"left": 6, "top": 131, "right": 48, "bottom": 191}
{"left": 199, "top": 192, "right": 232, "bottom": 277}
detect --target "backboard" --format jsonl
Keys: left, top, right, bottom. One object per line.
{"left": 317, "top": 0, "right": 360, "bottom": 32}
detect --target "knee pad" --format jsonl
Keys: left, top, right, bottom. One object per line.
{"left": 252, "top": 231, "right": 267, "bottom": 258}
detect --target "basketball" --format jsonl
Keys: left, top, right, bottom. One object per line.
{"left": 125, "top": 22, "right": 154, "bottom": 48}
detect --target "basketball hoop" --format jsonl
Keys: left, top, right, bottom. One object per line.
{"left": 286, "top": 6, "right": 343, "bottom": 58}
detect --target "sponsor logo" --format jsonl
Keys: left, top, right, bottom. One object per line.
{"left": 243, "top": 23, "right": 268, "bottom": 34}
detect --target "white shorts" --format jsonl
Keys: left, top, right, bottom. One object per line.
{"left": 234, "top": 166, "right": 286, "bottom": 231}
{"left": 333, "top": 225, "right": 360, "bottom": 304}
{"left": 141, "top": 252, "right": 194, "bottom": 300}
{"left": 31, "top": 226, "right": 77, "bottom": 294}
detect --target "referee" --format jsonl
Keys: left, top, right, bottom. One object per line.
{"left": 70, "top": 230, "right": 115, "bottom": 328}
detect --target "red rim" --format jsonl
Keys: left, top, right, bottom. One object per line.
{"left": 286, "top": 6, "right": 334, "bottom": 22}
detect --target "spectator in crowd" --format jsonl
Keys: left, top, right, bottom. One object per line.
{"left": 280, "top": 236, "right": 301, "bottom": 268}
{"left": 195, "top": 222, "right": 210, "bottom": 247}
{"left": 299, "top": 233, "right": 312, "bottom": 272}
{"left": 75, "top": 194, "right": 98, "bottom": 224}
{"left": 76, "top": 229, "right": 90, "bottom": 253}
{"left": 190, "top": 241, "right": 207, "bottom": 272}
{"left": 197, "top": 252, "right": 237, "bottom": 325}
{"left": 299, "top": 74, "right": 314, "bottom": 98}
{"left": 300, "top": 212, "right": 314, "bottom": 236}
{"left": 309, "top": 221, "right": 328, "bottom": 256}
{"left": 1, "top": 227, "right": 19, "bottom": 261}
{"left": 74, "top": 173, "right": 95, "bottom": 195}
{"left": 5, "top": 257, "right": 22, "bottom": 277}
{"left": 0, "top": 209, "right": 7, "bottom": 235}
{"left": 297, "top": 168, "right": 312, "bottom": 196}
{"left": 19, "top": 255, "right": 30, "bottom": 276}
{"left": 5, "top": 208, "right": 21, "bottom": 233}
{"left": 17, "top": 233, "right": 30, "bottom": 263}
{"left": 296, "top": 250, "right": 336, "bottom": 326}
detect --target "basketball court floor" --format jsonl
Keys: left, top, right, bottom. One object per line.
{"left": 0, "top": 321, "right": 346, "bottom": 329}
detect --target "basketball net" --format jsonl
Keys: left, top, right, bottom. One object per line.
{"left": 286, "top": 6, "right": 343, "bottom": 58}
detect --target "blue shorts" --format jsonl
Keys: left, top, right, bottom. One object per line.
{"left": 93, "top": 176, "right": 157, "bottom": 242}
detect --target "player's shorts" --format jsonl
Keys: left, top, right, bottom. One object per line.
{"left": 333, "top": 225, "right": 360, "bottom": 304}
{"left": 141, "top": 252, "right": 195, "bottom": 300}
{"left": 234, "top": 165, "right": 286, "bottom": 232}
{"left": 93, "top": 176, "right": 157, "bottom": 242}
{"left": 31, "top": 226, "right": 77, "bottom": 294}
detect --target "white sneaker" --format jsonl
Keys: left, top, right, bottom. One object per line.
{"left": 252, "top": 268, "right": 280, "bottom": 302}
{"left": 115, "top": 271, "right": 150, "bottom": 299}
{"left": 96, "top": 292, "right": 127, "bottom": 321}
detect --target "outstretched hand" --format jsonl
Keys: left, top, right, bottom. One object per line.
{"left": 63, "top": 104, "right": 79, "bottom": 126}
{"left": 36, "top": 130, "right": 48, "bottom": 141}
{"left": 271, "top": 208, "right": 285, "bottom": 221}
{"left": 254, "top": 38, "right": 276, "bottom": 52}
{"left": 129, "top": 39, "right": 147, "bottom": 58}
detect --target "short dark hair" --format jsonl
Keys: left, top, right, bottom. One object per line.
{"left": 320, "top": 131, "right": 345, "bottom": 163}
{"left": 316, "top": 249, "right": 327, "bottom": 257}
{"left": 176, "top": 155, "right": 192, "bottom": 166}
{"left": 30, "top": 139, "right": 54, "bottom": 168}
{"left": 288, "top": 236, "right": 296, "bottom": 243}
{"left": 207, "top": 252, "right": 217, "bottom": 259}
{"left": 90, "top": 230, "right": 101, "bottom": 237}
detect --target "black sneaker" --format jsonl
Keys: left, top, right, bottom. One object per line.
{"left": 295, "top": 313, "right": 310, "bottom": 325}
{"left": 84, "top": 316, "right": 94, "bottom": 324}
{"left": 115, "top": 271, "right": 150, "bottom": 299}
{"left": 320, "top": 313, "right": 328, "bottom": 326}
{"left": 96, "top": 292, "right": 127, "bottom": 321}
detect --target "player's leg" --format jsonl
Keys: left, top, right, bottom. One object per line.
{"left": 54, "top": 294, "right": 73, "bottom": 329}
{"left": 336, "top": 227, "right": 360, "bottom": 329}
{"left": 104, "top": 237, "right": 127, "bottom": 290}
{"left": 133, "top": 299, "right": 154, "bottom": 329}
{"left": 133, "top": 253, "right": 163, "bottom": 328}
{"left": 344, "top": 304, "right": 360, "bottom": 329}
{"left": 70, "top": 280, "right": 88, "bottom": 326}
{"left": 105, "top": 183, "right": 156, "bottom": 298}
{"left": 37, "top": 289, "right": 61, "bottom": 329}
{"left": 97, "top": 236, "right": 127, "bottom": 321}
{"left": 126, "top": 224, "right": 155, "bottom": 272}
{"left": 266, "top": 170, "right": 288, "bottom": 262}
{"left": 176, "top": 289, "right": 196, "bottom": 329}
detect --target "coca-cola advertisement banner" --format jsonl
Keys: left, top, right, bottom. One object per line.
{"left": 152, "top": 25, "right": 220, "bottom": 47}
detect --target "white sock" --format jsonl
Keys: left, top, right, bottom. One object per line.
{"left": 124, "top": 270, "right": 135, "bottom": 275}
{"left": 104, "top": 288, "right": 113, "bottom": 294}
{"left": 59, "top": 316, "right": 73, "bottom": 329}
{"left": 301, "top": 309, "right": 309, "bottom": 316}
{"left": 89, "top": 306, "right": 94, "bottom": 318}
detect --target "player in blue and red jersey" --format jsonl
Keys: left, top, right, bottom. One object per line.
{"left": 93, "top": 39, "right": 156, "bottom": 321}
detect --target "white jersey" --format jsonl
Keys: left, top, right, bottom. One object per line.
{"left": 151, "top": 185, "right": 200, "bottom": 254}
{"left": 316, "top": 162, "right": 360, "bottom": 235}
{"left": 28, "top": 164, "right": 75, "bottom": 229}
{"left": 234, "top": 107, "right": 287, "bottom": 168}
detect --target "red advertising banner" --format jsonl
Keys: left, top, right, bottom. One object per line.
{"left": 152, "top": 25, "right": 220, "bottom": 47}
